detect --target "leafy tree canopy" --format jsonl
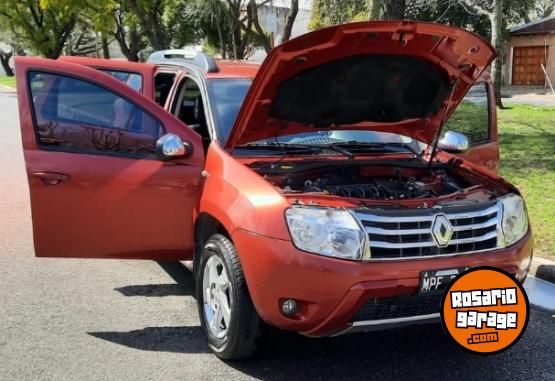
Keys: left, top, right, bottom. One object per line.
{"left": 0, "top": 0, "right": 82, "bottom": 58}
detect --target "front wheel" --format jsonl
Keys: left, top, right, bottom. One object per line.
{"left": 196, "top": 234, "right": 262, "bottom": 360}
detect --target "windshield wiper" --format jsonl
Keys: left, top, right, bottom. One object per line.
{"left": 331, "top": 141, "right": 421, "bottom": 156}
{"left": 236, "top": 142, "right": 353, "bottom": 158}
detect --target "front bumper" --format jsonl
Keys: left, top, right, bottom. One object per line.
{"left": 232, "top": 229, "right": 533, "bottom": 337}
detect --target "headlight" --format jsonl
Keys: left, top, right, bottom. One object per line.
{"left": 285, "top": 207, "right": 367, "bottom": 260}
{"left": 498, "top": 194, "right": 529, "bottom": 247}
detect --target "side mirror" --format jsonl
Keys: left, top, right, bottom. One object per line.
{"left": 437, "top": 131, "right": 470, "bottom": 154}
{"left": 156, "top": 133, "right": 192, "bottom": 159}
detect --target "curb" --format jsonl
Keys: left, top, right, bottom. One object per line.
{"left": 528, "top": 257, "right": 555, "bottom": 284}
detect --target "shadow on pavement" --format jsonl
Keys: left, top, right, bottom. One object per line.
{"left": 95, "top": 261, "right": 554, "bottom": 380}
{"left": 114, "top": 261, "right": 195, "bottom": 297}
{"left": 89, "top": 326, "right": 209, "bottom": 353}
{"left": 156, "top": 261, "right": 196, "bottom": 291}
{"left": 114, "top": 283, "right": 191, "bottom": 297}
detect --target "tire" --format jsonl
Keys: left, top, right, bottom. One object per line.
{"left": 196, "top": 234, "right": 262, "bottom": 360}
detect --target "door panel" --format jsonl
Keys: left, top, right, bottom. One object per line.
{"left": 459, "top": 141, "right": 499, "bottom": 173}
{"left": 16, "top": 56, "right": 204, "bottom": 260}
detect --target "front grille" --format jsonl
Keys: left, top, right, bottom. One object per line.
{"left": 351, "top": 290, "right": 443, "bottom": 322}
{"left": 355, "top": 203, "right": 500, "bottom": 259}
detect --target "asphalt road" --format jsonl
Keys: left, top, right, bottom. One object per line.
{"left": 0, "top": 87, "right": 554, "bottom": 381}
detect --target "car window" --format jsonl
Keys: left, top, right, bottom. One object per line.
{"left": 172, "top": 77, "right": 211, "bottom": 146}
{"left": 154, "top": 72, "right": 176, "bottom": 106}
{"left": 28, "top": 71, "right": 164, "bottom": 156}
{"left": 444, "top": 82, "right": 490, "bottom": 144}
{"left": 97, "top": 69, "right": 142, "bottom": 92}
{"left": 206, "top": 78, "right": 251, "bottom": 143}
{"left": 172, "top": 78, "right": 203, "bottom": 124}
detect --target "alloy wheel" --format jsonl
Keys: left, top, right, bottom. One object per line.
{"left": 202, "top": 255, "right": 232, "bottom": 339}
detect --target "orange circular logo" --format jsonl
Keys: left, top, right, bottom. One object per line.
{"left": 441, "top": 267, "right": 529, "bottom": 354}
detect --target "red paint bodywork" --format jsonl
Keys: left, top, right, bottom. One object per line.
{"left": 226, "top": 21, "right": 496, "bottom": 148}
{"left": 15, "top": 21, "right": 529, "bottom": 337}
{"left": 16, "top": 58, "right": 204, "bottom": 259}
{"left": 233, "top": 229, "right": 532, "bottom": 336}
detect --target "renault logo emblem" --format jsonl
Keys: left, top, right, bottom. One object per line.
{"left": 432, "top": 214, "right": 453, "bottom": 247}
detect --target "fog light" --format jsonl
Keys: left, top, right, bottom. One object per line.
{"left": 281, "top": 299, "right": 298, "bottom": 316}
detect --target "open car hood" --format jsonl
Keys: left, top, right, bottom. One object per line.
{"left": 225, "top": 21, "right": 496, "bottom": 149}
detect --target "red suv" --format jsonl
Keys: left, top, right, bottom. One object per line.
{"left": 16, "top": 21, "right": 532, "bottom": 359}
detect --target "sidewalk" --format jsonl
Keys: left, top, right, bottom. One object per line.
{"left": 502, "top": 85, "right": 555, "bottom": 107}
{"left": 524, "top": 276, "right": 555, "bottom": 312}
{"left": 529, "top": 256, "right": 555, "bottom": 284}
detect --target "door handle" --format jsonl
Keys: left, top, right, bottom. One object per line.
{"left": 33, "top": 172, "right": 70, "bottom": 186}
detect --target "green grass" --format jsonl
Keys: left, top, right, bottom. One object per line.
{"left": 498, "top": 105, "right": 555, "bottom": 260}
{"left": 444, "top": 101, "right": 489, "bottom": 144}
{"left": 0, "top": 76, "right": 16, "bottom": 89}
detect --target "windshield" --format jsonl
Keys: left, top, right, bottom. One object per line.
{"left": 264, "top": 130, "right": 416, "bottom": 145}
{"left": 235, "top": 130, "right": 422, "bottom": 156}
{"left": 206, "top": 78, "right": 252, "bottom": 142}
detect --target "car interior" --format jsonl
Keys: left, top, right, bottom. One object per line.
{"left": 172, "top": 77, "right": 211, "bottom": 151}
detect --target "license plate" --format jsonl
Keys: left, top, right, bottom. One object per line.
{"left": 419, "top": 267, "right": 469, "bottom": 293}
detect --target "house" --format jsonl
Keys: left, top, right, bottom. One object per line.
{"left": 504, "top": 15, "right": 555, "bottom": 86}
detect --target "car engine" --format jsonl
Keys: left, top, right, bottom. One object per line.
{"left": 250, "top": 161, "right": 473, "bottom": 201}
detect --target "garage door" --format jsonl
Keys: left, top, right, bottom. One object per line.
{"left": 512, "top": 46, "right": 548, "bottom": 85}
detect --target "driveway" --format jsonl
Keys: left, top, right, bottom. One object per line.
{"left": 0, "top": 88, "right": 554, "bottom": 381}
{"left": 502, "top": 85, "right": 555, "bottom": 107}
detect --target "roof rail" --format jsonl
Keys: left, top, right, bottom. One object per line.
{"left": 193, "top": 52, "right": 219, "bottom": 73}
{"left": 147, "top": 50, "right": 219, "bottom": 73}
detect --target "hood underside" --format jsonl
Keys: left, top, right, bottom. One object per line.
{"left": 270, "top": 54, "right": 450, "bottom": 126}
{"left": 225, "top": 21, "right": 496, "bottom": 149}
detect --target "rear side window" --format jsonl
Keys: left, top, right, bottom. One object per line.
{"left": 98, "top": 69, "right": 142, "bottom": 92}
{"left": 28, "top": 71, "right": 163, "bottom": 156}
{"left": 445, "top": 83, "right": 490, "bottom": 144}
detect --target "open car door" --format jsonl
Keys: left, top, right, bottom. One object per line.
{"left": 444, "top": 79, "right": 500, "bottom": 173}
{"left": 15, "top": 56, "right": 204, "bottom": 259}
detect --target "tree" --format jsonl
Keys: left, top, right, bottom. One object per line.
{"left": 82, "top": 0, "right": 147, "bottom": 61}
{"left": 248, "top": 0, "right": 273, "bottom": 53}
{"left": 0, "top": 0, "right": 78, "bottom": 58}
{"left": 309, "top": 0, "right": 368, "bottom": 30}
{"left": 280, "top": 0, "right": 299, "bottom": 43}
{"left": 369, "top": 0, "right": 382, "bottom": 19}
{"left": 111, "top": 5, "right": 145, "bottom": 61}
{"left": 455, "top": 0, "right": 533, "bottom": 107}
{"left": 195, "top": 0, "right": 297, "bottom": 60}
{"left": 126, "top": 0, "right": 197, "bottom": 50}
{"left": 527, "top": 0, "right": 555, "bottom": 21}
{"left": 64, "top": 27, "right": 98, "bottom": 56}
{"left": 196, "top": 0, "right": 259, "bottom": 59}
{"left": 0, "top": 49, "right": 14, "bottom": 76}
{"left": 0, "top": 31, "right": 25, "bottom": 76}
{"left": 382, "top": 0, "right": 405, "bottom": 19}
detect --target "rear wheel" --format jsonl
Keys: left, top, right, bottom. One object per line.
{"left": 196, "top": 234, "right": 262, "bottom": 360}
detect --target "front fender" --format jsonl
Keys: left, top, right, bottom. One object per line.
{"left": 198, "top": 142, "right": 291, "bottom": 240}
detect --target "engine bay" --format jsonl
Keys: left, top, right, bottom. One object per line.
{"left": 249, "top": 160, "right": 481, "bottom": 201}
